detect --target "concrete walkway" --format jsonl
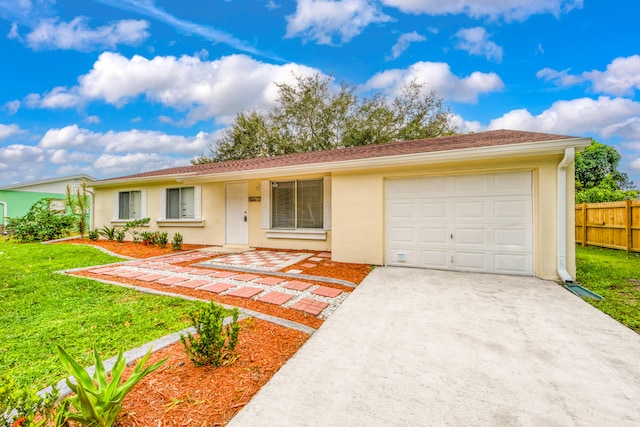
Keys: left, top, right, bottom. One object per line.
{"left": 229, "top": 267, "right": 640, "bottom": 427}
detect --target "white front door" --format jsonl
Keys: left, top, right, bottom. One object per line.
{"left": 385, "top": 171, "right": 534, "bottom": 275}
{"left": 225, "top": 182, "right": 248, "bottom": 245}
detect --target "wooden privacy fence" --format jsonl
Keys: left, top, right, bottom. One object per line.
{"left": 575, "top": 200, "right": 640, "bottom": 252}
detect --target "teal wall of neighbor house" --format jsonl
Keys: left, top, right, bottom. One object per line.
{"left": 0, "top": 190, "right": 67, "bottom": 225}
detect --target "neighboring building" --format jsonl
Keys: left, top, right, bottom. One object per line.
{"left": 0, "top": 175, "right": 95, "bottom": 227}
{"left": 91, "top": 130, "right": 590, "bottom": 282}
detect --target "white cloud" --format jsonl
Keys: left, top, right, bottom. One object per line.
{"left": 454, "top": 27, "right": 503, "bottom": 62}
{"left": 38, "top": 125, "right": 210, "bottom": 156}
{"left": 584, "top": 55, "right": 640, "bottom": 96}
{"left": 29, "top": 52, "right": 321, "bottom": 125}
{"left": 0, "top": 144, "right": 44, "bottom": 164}
{"left": 537, "top": 55, "right": 640, "bottom": 96}
{"left": 285, "top": 0, "right": 393, "bottom": 45}
{"left": 363, "top": 61, "right": 504, "bottom": 103}
{"left": 0, "top": 123, "right": 23, "bottom": 140}
{"left": 450, "top": 114, "right": 484, "bottom": 134}
{"left": 39, "top": 125, "right": 96, "bottom": 149}
{"left": 24, "top": 17, "right": 149, "bottom": 51}
{"left": 4, "top": 100, "right": 20, "bottom": 115}
{"left": 536, "top": 68, "right": 583, "bottom": 86}
{"left": 488, "top": 96, "right": 640, "bottom": 137}
{"left": 91, "top": 153, "right": 184, "bottom": 177}
{"left": 380, "top": 0, "right": 583, "bottom": 21}
{"left": 388, "top": 31, "right": 426, "bottom": 60}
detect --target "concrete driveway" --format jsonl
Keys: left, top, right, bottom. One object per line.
{"left": 229, "top": 267, "right": 640, "bottom": 426}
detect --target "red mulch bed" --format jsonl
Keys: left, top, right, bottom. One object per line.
{"left": 61, "top": 239, "right": 372, "bottom": 425}
{"left": 117, "top": 318, "right": 308, "bottom": 426}
{"left": 61, "top": 238, "right": 209, "bottom": 259}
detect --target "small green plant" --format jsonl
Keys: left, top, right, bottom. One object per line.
{"left": 97, "top": 226, "right": 117, "bottom": 242}
{"left": 156, "top": 231, "right": 168, "bottom": 248}
{"left": 140, "top": 231, "right": 155, "bottom": 245}
{"left": 123, "top": 218, "right": 150, "bottom": 243}
{"left": 56, "top": 345, "right": 166, "bottom": 427}
{"left": 87, "top": 229, "right": 99, "bottom": 241}
{"left": 180, "top": 302, "right": 241, "bottom": 367}
{"left": 65, "top": 181, "right": 90, "bottom": 238}
{"left": 171, "top": 232, "right": 183, "bottom": 251}
{"left": 115, "top": 229, "right": 125, "bottom": 243}
{"left": 0, "top": 374, "right": 59, "bottom": 427}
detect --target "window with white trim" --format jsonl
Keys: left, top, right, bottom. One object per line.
{"left": 270, "top": 179, "right": 323, "bottom": 229}
{"left": 166, "top": 187, "right": 195, "bottom": 219}
{"left": 118, "top": 190, "right": 142, "bottom": 219}
{"left": 160, "top": 186, "right": 201, "bottom": 221}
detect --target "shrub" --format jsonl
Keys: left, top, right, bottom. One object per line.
{"left": 115, "top": 229, "right": 125, "bottom": 243}
{"left": 0, "top": 374, "right": 59, "bottom": 427}
{"left": 171, "top": 232, "right": 183, "bottom": 251}
{"left": 98, "top": 226, "right": 117, "bottom": 242}
{"left": 180, "top": 302, "right": 241, "bottom": 367}
{"left": 123, "top": 218, "right": 150, "bottom": 243}
{"left": 140, "top": 231, "right": 155, "bottom": 245}
{"left": 88, "top": 229, "right": 99, "bottom": 241}
{"left": 6, "top": 199, "right": 74, "bottom": 242}
{"left": 155, "top": 231, "right": 168, "bottom": 248}
{"left": 56, "top": 345, "right": 166, "bottom": 427}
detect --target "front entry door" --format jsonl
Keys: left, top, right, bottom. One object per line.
{"left": 225, "top": 182, "right": 248, "bottom": 245}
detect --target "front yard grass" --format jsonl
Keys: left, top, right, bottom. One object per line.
{"left": 0, "top": 240, "right": 202, "bottom": 389}
{"left": 576, "top": 245, "right": 640, "bottom": 333}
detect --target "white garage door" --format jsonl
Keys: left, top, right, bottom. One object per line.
{"left": 385, "top": 171, "right": 533, "bottom": 275}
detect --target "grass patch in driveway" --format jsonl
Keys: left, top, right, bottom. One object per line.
{"left": 0, "top": 240, "right": 202, "bottom": 389}
{"left": 576, "top": 245, "right": 640, "bottom": 333}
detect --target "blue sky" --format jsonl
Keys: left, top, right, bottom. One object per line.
{"left": 1, "top": 0, "right": 639, "bottom": 186}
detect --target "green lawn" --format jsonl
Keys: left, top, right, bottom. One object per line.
{"left": 575, "top": 245, "right": 640, "bottom": 333}
{"left": 0, "top": 240, "right": 202, "bottom": 389}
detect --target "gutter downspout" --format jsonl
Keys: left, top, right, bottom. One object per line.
{"left": 86, "top": 187, "right": 95, "bottom": 232}
{"left": 557, "top": 147, "right": 575, "bottom": 283}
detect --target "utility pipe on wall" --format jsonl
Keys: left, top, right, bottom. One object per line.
{"left": 0, "top": 201, "right": 6, "bottom": 227}
{"left": 557, "top": 147, "right": 575, "bottom": 283}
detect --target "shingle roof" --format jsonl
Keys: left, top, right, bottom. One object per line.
{"left": 97, "top": 129, "right": 581, "bottom": 183}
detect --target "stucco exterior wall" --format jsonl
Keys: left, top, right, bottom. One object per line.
{"left": 92, "top": 152, "right": 577, "bottom": 282}
{"left": 330, "top": 154, "right": 571, "bottom": 281}
{"left": 92, "top": 176, "right": 331, "bottom": 252}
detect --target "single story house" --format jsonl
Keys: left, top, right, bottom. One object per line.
{"left": 0, "top": 174, "right": 95, "bottom": 227}
{"left": 91, "top": 129, "right": 591, "bottom": 282}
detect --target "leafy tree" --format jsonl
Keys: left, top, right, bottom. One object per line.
{"left": 193, "top": 73, "right": 457, "bottom": 163}
{"left": 576, "top": 141, "right": 633, "bottom": 190}
{"left": 576, "top": 175, "right": 639, "bottom": 203}
{"left": 575, "top": 140, "right": 638, "bottom": 203}
{"left": 65, "top": 181, "right": 90, "bottom": 237}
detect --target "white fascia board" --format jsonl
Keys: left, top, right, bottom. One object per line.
{"left": 90, "top": 172, "right": 199, "bottom": 188}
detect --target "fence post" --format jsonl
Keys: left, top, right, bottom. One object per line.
{"left": 625, "top": 199, "right": 632, "bottom": 253}
{"left": 582, "top": 202, "right": 587, "bottom": 247}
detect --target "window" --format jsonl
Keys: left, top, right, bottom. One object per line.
{"left": 118, "top": 191, "right": 141, "bottom": 219}
{"left": 165, "top": 187, "right": 195, "bottom": 219}
{"left": 271, "top": 179, "right": 323, "bottom": 229}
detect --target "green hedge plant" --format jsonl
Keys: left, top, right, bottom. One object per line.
{"left": 6, "top": 199, "right": 74, "bottom": 242}
{"left": 180, "top": 302, "right": 241, "bottom": 367}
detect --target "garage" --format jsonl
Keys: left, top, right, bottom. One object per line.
{"left": 385, "top": 171, "right": 533, "bottom": 275}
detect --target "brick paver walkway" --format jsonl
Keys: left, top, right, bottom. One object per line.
{"left": 88, "top": 250, "right": 350, "bottom": 318}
